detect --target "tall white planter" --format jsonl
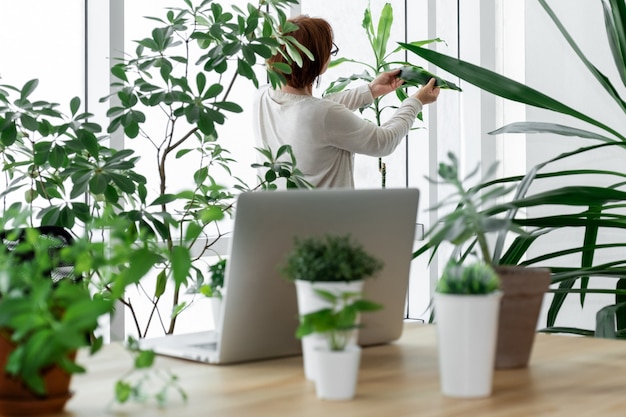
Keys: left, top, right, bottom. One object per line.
{"left": 295, "top": 280, "right": 363, "bottom": 381}
{"left": 434, "top": 292, "right": 502, "bottom": 398}
{"left": 211, "top": 297, "right": 222, "bottom": 331}
{"left": 314, "top": 345, "right": 361, "bottom": 400}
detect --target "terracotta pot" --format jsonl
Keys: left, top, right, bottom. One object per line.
{"left": 0, "top": 334, "right": 74, "bottom": 415}
{"left": 494, "top": 266, "right": 551, "bottom": 369}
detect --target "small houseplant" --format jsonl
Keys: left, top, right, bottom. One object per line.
{"left": 295, "top": 288, "right": 381, "bottom": 401}
{"left": 415, "top": 152, "right": 551, "bottom": 369}
{"left": 0, "top": 205, "right": 182, "bottom": 414}
{"left": 434, "top": 261, "right": 501, "bottom": 398}
{"left": 198, "top": 258, "right": 226, "bottom": 329}
{"left": 281, "top": 233, "right": 383, "bottom": 381}
{"left": 0, "top": 211, "right": 110, "bottom": 414}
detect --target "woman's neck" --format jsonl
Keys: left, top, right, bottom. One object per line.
{"left": 281, "top": 84, "right": 313, "bottom": 96}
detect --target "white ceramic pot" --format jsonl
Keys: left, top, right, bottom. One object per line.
{"left": 211, "top": 297, "right": 222, "bottom": 332}
{"left": 314, "top": 345, "right": 361, "bottom": 401}
{"left": 434, "top": 291, "right": 502, "bottom": 398}
{"left": 295, "top": 280, "right": 363, "bottom": 381}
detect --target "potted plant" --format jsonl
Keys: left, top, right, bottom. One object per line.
{"left": 198, "top": 258, "right": 226, "bottom": 330}
{"left": 434, "top": 261, "right": 501, "bottom": 398}
{"left": 0, "top": 201, "right": 190, "bottom": 414}
{"left": 295, "top": 289, "right": 381, "bottom": 401}
{"left": 0, "top": 210, "right": 110, "bottom": 414}
{"left": 401, "top": 0, "right": 626, "bottom": 337}
{"left": 281, "top": 233, "right": 383, "bottom": 381}
{"left": 416, "top": 152, "right": 551, "bottom": 369}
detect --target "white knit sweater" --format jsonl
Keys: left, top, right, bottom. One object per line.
{"left": 253, "top": 84, "right": 423, "bottom": 188}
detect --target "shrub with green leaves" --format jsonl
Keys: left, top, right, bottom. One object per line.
{"left": 436, "top": 261, "right": 500, "bottom": 295}
{"left": 0, "top": 0, "right": 312, "bottom": 340}
{"left": 281, "top": 234, "right": 383, "bottom": 283}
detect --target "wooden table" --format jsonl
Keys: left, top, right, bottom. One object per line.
{"left": 56, "top": 322, "right": 626, "bottom": 416}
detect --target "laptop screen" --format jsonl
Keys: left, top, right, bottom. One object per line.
{"left": 216, "top": 188, "right": 420, "bottom": 364}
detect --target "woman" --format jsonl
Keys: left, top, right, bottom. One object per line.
{"left": 253, "top": 15, "right": 440, "bottom": 188}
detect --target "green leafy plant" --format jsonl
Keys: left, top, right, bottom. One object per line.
{"left": 0, "top": 0, "right": 316, "bottom": 406}
{"left": 281, "top": 234, "right": 384, "bottom": 283}
{"left": 198, "top": 258, "right": 226, "bottom": 299}
{"left": 414, "top": 151, "right": 526, "bottom": 266}
{"left": 0, "top": 202, "right": 181, "bottom": 402}
{"left": 436, "top": 261, "right": 500, "bottom": 295}
{"left": 99, "top": 0, "right": 312, "bottom": 336}
{"left": 403, "top": 0, "right": 626, "bottom": 336}
{"left": 113, "top": 336, "right": 187, "bottom": 408}
{"left": 0, "top": 205, "right": 118, "bottom": 396}
{"left": 0, "top": 0, "right": 312, "bottom": 341}
{"left": 324, "top": 2, "right": 449, "bottom": 187}
{"left": 295, "top": 289, "right": 381, "bottom": 351}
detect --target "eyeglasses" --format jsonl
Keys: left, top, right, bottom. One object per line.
{"left": 330, "top": 42, "right": 339, "bottom": 57}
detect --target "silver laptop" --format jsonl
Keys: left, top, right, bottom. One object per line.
{"left": 139, "top": 187, "right": 420, "bottom": 364}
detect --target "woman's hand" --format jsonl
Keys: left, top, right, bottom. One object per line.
{"left": 414, "top": 78, "right": 440, "bottom": 105}
{"left": 368, "top": 69, "right": 405, "bottom": 99}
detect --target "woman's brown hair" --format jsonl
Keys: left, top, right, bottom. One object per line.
{"left": 268, "top": 16, "right": 333, "bottom": 89}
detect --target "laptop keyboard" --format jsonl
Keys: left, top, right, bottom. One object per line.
{"left": 190, "top": 342, "right": 217, "bottom": 350}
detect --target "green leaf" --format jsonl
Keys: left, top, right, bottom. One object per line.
{"left": 0, "top": 120, "right": 17, "bottom": 146}
{"left": 185, "top": 222, "right": 203, "bottom": 242}
{"left": 113, "top": 248, "right": 161, "bottom": 295}
{"left": 171, "top": 246, "right": 191, "bottom": 286}
{"left": 236, "top": 58, "right": 255, "bottom": 81}
{"left": 115, "top": 380, "right": 132, "bottom": 403}
{"left": 490, "top": 122, "right": 617, "bottom": 143}
{"left": 398, "top": 66, "right": 462, "bottom": 91}
{"left": 20, "top": 79, "right": 39, "bottom": 100}
{"left": 602, "top": 0, "right": 626, "bottom": 85}
{"left": 89, "top": 173, "right": 108, "bottom": 195}
{"left": 547, "top": 279, "right": 576, "bottom": 327}
{"left": 213, "top": 101, "right": 243, "bottom": 113}
{"left": 70, "top": 96, "right": 81, "bottom": 115}
{"left": 154, "top": 270, "right": 167, "bottom": 298}
{"left": 111, "top": 64, "right": 129, "bottom": 82}
{"left": 20, "top": 113, "right": 38, "bottom": 131}
{"left": 400, "top": 43, "right": 626, "bottom": 142}
{"left": 134, "top": 349, "right": 156, "bottom": 369}
{"left": 595, "top": 302, "right": 626, "bottom": 338}
{"left": 150, "top": 193, "right": 178, "bottom": 206}
{"left": 204, "top": 83, "right": 224, "bottom": 99}
{"left": 539, "top": 0, "right": 626, "bottom": 114}
{"left": 196, "top": 72, "right": 207, "bottom": 95}
{"left": 374, "top": 3, "right": 393, "bottom": 62}
{"left": 49, "top": 145, "right": 67, "bottom": 169}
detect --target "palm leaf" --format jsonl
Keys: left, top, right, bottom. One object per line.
{"left": 547, "top": 279, "right": 575, "bottom": 327}
{"left": 374, "top": 3, "right": 393, "bottom": 63}
{"left": 539, "top": 327, "right": 595, "bottom": 336}
{"left": 490, "top": 121, "right": 618, "bottom": 143}
{"left": 539, "top": 0, "right": 626, "bottom": 113}
{"left": 399, "top": 42, "right": 626, "bottom": 141}
{"left": 596, "top": 302, "right": 626, "bottom": 338}
{"left": 522, "top": 243, "right": 626, "bottom": 266}
{"left": 602, "top": 0, "right": 626, "bottom": 85}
